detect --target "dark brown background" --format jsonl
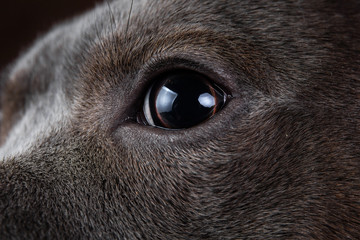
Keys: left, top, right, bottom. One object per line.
{"left": 0, "top": 0, "right": 103, "bottom": 71}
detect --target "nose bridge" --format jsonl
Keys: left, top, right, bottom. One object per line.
{"left": 0, "top": 131, "right": 100, "bottom": 239}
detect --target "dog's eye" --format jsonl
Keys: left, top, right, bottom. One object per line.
{"left": 139, "top": 70, "right": 227, "bottom": 129}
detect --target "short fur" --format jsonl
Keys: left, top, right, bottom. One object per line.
{"left": 0, "top": 0, "right": 359, "bottom": 239}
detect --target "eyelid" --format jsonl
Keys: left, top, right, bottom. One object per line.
{"left": 109, "top": 54, "right": 236, "bottom": 132}
{"left": 138, "top": 56, "right": 233, "bottom": 97}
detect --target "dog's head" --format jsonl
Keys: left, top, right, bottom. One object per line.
{"left": 1, "top": 0, "right": 359, "bottom": 239}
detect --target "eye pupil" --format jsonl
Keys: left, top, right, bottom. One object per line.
{"left": 143, "top": 70, "right": 226, "bottom": 129}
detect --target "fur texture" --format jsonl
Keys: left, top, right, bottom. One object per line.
{"left": 0, "top": 0, "right": 359, "bottom": 239}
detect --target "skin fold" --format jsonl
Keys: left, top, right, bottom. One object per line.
{"left": 0, "top": 0, "right": 359, "bottom": 239}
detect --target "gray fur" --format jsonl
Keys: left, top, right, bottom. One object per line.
{"left": 0, "top": 0, "right": 359, "bottom": 239}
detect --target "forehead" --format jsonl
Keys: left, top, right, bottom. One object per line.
{"left": 2, "top": 0, "right": 336, "bottom": 92}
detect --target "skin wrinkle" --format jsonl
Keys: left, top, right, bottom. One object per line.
{"left": 0, "top": 0, "right": 360, "bottom": 239}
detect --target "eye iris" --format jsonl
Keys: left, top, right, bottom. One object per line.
{"left": 144, "top": 71, "right": 226, "bottom": 129}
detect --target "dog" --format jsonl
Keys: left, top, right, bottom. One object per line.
{"left": 0, "top": 0, "right": 359, "bottom": 239}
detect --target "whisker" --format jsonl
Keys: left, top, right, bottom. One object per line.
{"left": 106, "top": 0, "right": 116, "bottom": 42}
{"left": 125, "top": 0, "right": 134, "bottom": 40}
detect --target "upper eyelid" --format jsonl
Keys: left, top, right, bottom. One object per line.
{"left": 137, "top": 53, "right": 237, "bottom": 96}
{"left": 83, "top": 24, "right": 257, "bottom": 94}
{"left": 83, "top": 29, "right": 255, "bottom": 113}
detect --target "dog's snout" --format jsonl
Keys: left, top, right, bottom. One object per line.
{"left": 0, "top": 131, "right": 117, "bottom": 239}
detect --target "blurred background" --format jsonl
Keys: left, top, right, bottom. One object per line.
{"left": 0, "top": 0, "right": 103, "bottom": 71}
